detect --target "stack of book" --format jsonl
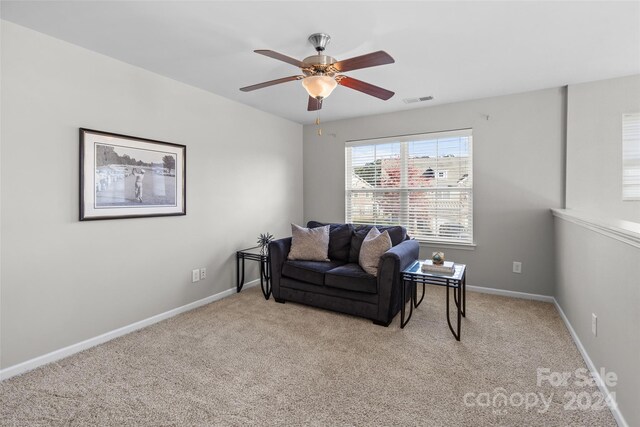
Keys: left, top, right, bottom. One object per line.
{"left": 421, "top": 260, "right": 455, "bottom": 274}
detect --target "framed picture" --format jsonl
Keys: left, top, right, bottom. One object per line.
{"left": 80, "top": 128, "right": 186, "bottom": 220}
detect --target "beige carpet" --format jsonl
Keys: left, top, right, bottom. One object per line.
{"left": 1, "top": 286, "right": 616, "bottom": 426}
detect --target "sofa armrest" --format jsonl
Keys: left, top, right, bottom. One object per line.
{"left": 381, "top": 238, "right": 420, "bottom": 271}
{"left": 269, "top": 237, "right": 292, "bottom": 299}
{"left": 376, "top": 239, "right": 420, "bottom": 323}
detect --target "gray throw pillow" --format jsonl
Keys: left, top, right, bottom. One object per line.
{"left": 288, "top": 224, "right": 330, "bottom": 261}
{"left": 359, "top": 227, "right": 392, "bottom": 276}
{"left": 349, "top": 225, "right": 406, "bottom": 263}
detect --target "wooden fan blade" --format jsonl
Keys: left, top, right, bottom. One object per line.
{"left": 307, "top": 97, "right": 322, "bottom": 111}
{"left": 332, "top": 51, "right": 394, "bottom": 72}
{"left": 240, "top": 75, "right": 302, "bottom": 92}
{"left": 338, "top": 76, "right": 394, "bottom": 100}
{"left": 255, "top": 50, "right": 306, "bottom": 68}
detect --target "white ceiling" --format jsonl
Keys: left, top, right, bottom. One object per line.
{"left": 2, "top": 1, "right": 639, "bottom": 124}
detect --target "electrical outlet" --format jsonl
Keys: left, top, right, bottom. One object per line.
{"left": 592, "top": 313, "right": 597, "bottom": 336}
{"left": 200, "top": 268, "right": 206, "bottom": 280}
{"left": 512, "top": 261, "right": 522, "bottom": 274}
{"left": 192, "top": 269, "right": 200, "bottom": 283}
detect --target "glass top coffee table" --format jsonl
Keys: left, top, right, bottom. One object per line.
{"left": 401, "top": 261, "right": 466, "bottom": 340}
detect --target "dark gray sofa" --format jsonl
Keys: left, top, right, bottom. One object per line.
{"left": 269, "top": 221, "right": 419, "bottom": 326}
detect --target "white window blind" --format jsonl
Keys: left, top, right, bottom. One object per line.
{"left": 623, "top": 113, "right": 640, "bottom": 200}
{"left": 345, "top": 129, "right": 473, "bottom": 245}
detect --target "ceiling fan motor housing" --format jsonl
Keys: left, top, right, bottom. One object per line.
{"left": 302, "top": 54, "right": 337, "bottom": 76}
{"left": 304, "top": 33, "right": 336, "bottom": 76}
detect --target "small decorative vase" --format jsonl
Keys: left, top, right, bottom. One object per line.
{"left": 432, "top": 252, "right": 445, "bottom": 265}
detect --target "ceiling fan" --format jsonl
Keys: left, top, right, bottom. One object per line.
{"left": 240, "top": 33, "right": 395, "bottom": 111}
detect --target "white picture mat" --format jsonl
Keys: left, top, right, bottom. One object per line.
{"left": 82, "top": 131, "right": 185, "bottom": 218}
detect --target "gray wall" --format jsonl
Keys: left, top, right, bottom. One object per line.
{"left": 304, "top": 88, "right": 565, "bottom": 295}
{"left": 554, "top": 218, "right": 639, "bottom": 427}
{"left": 566, "top": 75, "right": 640, "bottom": 222}
{"left": 0, "top": 21, "right": 303, "bottom": 368}
{"left": 555, "top": 75, "right": 640, "bottom": 426}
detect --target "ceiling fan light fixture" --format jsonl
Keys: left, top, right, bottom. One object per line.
{"left": 301, "top": 75, "right": 337, "bottom": 99}
{"left": 240, "top": 34, "right": 395, "bottom": 113}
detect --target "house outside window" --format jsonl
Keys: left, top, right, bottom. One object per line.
{"left": 345, "top": 129, "right": 473, "bottom": 245}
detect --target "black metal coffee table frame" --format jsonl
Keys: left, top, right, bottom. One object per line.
{"left": 236, "top": 246, "right": 271, "bottom": 300}
{"left": 401, "top": 261, "right": 466, "bottom": 340}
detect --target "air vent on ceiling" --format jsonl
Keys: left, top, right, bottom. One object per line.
{"left": 403, "top": 96, "right": 434, "bottom": 104}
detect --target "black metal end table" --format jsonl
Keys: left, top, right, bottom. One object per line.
{"left": 236, "top": 246, "right": 271, "bottom": 300}
{"left": 401, "top": 261, "right": 466, "bottom": 340}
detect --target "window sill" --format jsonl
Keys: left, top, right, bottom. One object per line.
{"left": 416, "top": 240, "right": 477, "bottom": 251}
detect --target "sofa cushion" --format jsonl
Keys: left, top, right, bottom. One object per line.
{"left": 359, "top": 227, "right": 392, "bottom": 276}
{"left": 307, "top": 221, "right": 354, "bottom": 262}
{"left": 325, "top": 263, "right": 377, "bottom": 294}
{"left": 282, "top": 260, "right": 346, "bottom": 286}
{"left": 288, "top": 224, "right": 330, "bottom": 262}
{"left": 349, "top": 225, "right": 407, "bottom": 263}
{"left": 280, "top": 277, "right": 379, "bottom": 305}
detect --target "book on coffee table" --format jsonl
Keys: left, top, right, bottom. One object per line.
{"left": 421, "top": 260, "right": 455, "bottom": 274}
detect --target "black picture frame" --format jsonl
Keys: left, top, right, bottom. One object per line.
{"left": 79, "top": 128, "right": 186, "bottom": 220}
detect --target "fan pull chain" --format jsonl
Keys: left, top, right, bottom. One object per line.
{"left": 316, "top": 99, "right": 322, "bottom": 136}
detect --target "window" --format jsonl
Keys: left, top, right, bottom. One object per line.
{"left": 345, "top": 129, "right": 473, "bottom": 245}
{"left": 623, "top": 113, "right": 640, "bottom": 200}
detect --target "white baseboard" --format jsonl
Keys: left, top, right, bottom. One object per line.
{"left": 466, "top": 285, "right": 555, "bottom": 303}
{"left": 553, "top": 299, "right": 628, "bottom": 427}
{"left": 0, "top": 280, "right": 259, "bottom": 381}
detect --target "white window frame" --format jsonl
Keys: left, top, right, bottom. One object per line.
{"left": 345, "top": 129, "right": 474, "bottom": 246}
